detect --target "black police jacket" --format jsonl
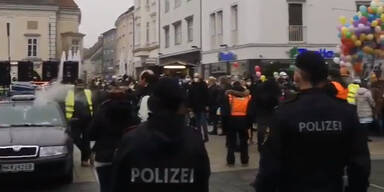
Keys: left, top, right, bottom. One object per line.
{"left": 255, "top": 88, "right": 370, "bottom": 192}
{"left": 111, "top": 112, "right": 211, "bottom": 192}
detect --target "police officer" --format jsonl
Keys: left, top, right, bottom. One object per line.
{"left": 112, "top": 77, "right": 210, "bottom": 192}
{"left": 65, "top": 79, "right": 93, "bottom": 166}
{"left": 254, "top": 51, "right": 370, "bottom": 192}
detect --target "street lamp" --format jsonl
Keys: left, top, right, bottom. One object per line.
{"left": 191, "top": 46, "right": 200, "bottom": 49}
{"left": 220, "top": 44, "right": 228, "bottom": 48}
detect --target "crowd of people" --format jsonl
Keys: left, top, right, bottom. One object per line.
{"left": 65, "top": 51, "right": 374, "bottom": 192}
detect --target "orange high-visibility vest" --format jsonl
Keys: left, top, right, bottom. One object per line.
{"left": 228, "top": 94, "right": 251, "bottom": 116}
{"left": 331, "top": 81, "right": 348, "bottom": 100}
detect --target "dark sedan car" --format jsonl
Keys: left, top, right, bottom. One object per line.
{"left": 0, "top": 98, "right": 73, "bottom": 183}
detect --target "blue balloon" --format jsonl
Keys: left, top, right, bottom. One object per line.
{"left": 360, "top": 5, "right": 368, "bottom": 13}
{"left": 368, "top": 14, "right": 375, "bottom": 22}
{"left": 353, "top": 15, "right": 360, "bottom": 21}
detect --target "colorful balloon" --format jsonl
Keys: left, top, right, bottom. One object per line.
{"left": 339, "top": 16, "right": 347, "bottom": 25}
{"left": 360, "top": 16, "right": 368, "bottom": 24}
{"left": 355, "top": 40, "right": 362, "bottom": 47}
{"left": 360, "top": 5, "right": 368, "bottom": 13}
{"left": 367, "top": 34, "right": 375, "bottom": 41}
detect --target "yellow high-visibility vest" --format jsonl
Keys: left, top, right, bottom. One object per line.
{"left": 65, "top": 89, "right": 93, "bottom": 120}
{"left": 347, "top": 83, "right": 360, "bottom": 105}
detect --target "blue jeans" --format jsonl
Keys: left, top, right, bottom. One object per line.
{"left": 195, "top": 112, "right": 209, "bottom": 142}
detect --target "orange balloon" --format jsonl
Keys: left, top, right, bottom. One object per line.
{"left": 368, "top": 7, "right": 374, "bottom": 14}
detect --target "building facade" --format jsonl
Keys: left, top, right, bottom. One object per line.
{"left": 159, "top": 0, "right": 202, "bottom": 76}
{"left": 133, "top": 0, "right": 159, "bottom": 76}
{"left": 83, "top": 36, "right": 103, "bottom": 80}
{"left": 102, "top": 28, "right": 117, "bottom": 79}
{"left": 201, "top": 0, "right": 356, "bottom": 79}
{"left": 0, "top": 0, "right": 83, "bottom": 80}
{"left": 115, "top": 6, "right": 135, "bottom": 77}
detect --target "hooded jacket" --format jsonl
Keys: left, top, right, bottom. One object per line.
{"left": 356, "top": 87, "right": 375, "bottom": 120}
{"left": 111, "top": 111, "right": 210, "bottom": 192}
{"left": 88, "top": 92, "right": 140, "bottom": 163}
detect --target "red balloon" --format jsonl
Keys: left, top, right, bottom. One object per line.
{"left": 254, "top": 65, "right": 261, "bottom": 72}
{"left": 233, "top": 62, "right": 239, "bottom": 68}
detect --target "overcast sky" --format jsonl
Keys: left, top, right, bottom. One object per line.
{"left": 75, "top": 0, "right": 134, "bottom": 48}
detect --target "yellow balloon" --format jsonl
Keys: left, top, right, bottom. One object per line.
{"left": 355, "top": 40, "right": 362, "bottom": 47}
{"left": 372, "top": 20, "right": 379, "bottom": 27}
{"left": 351, "top": 35, "right": 358, "bottom": 41}
{"left": 341, "top": 27, "right": 349, "bottom": 34}
{"left": 381, "top": 14, "right": 384, "bottom": 22}
{"left": 378, "top": 7, "right": 384, "bottom": 14}
{"left": 360, "top": 33, "right": 367, "bottom": 41}
{"left": 367, "top": 34, "right": 375, "bottom": 41}
{"left": 339, "top": 16, "right": 347, "bottom": 25}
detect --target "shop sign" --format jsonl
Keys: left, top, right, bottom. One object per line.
{"left": 218, "top": 52, "right": 237, "bottom": 62}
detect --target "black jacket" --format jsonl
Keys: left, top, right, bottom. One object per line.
{"left": 249, "top": 80, "right": 281, "bottom": 124}
{"left": 88, "top": 97, "right": 140, "bottom": 162}
{"left": 188, "top": 81, "right": 209, "bottom": 112}
{"left": 112, "top": 112, "right": 211, "bottom": 192}
{"left": 255, "top": 89, "right": 370, "bottom": 192}
{"left": 208, "top": 84, "right": 222, "bottom": 107}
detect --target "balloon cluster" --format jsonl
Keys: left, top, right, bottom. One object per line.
{"left": 336, "top": 0, "right": 384, "bottom": 76}
{"left": 254, "top": 65, "right": 262, "bottom": 78}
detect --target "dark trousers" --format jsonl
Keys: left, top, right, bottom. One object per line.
{"left": 360, "top": 123, "right": 373, "bottom": 141}
{"left": 209, "top": 106, "right": 219, "bottom": 134}
{"left": 72, "top": 126, "right": 91, "bottom": 161}
{"left": 96, "top": 165, "right": 113, "bottom": 192}
{"left": 257, "top": 123, "right": 268, "bottom": 153}
{"left": 196, "top": 112, "right": 209, "bottom": 142}
{"left": 227, "top": 117, "right": 249, "bottom": 164}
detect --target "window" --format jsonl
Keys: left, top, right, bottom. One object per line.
{"left": 288, "top": 3, "right": 304, "bottom": 42}
{"left": 146, "top": 22, "right": 150, "bottom": 44}
{"left": 231, "top": 5, "right": 238, "bottom": 31}
{"left": 135, "top": 23, "right": 141, "bottom": 46}
{"left": 27, "top": 21, "right": 38, "bottom": 30}
{"left": 216, "top": 11, "right": 223, "bottom": 44}
{"left": 151, "top": 19, "right": 157, "bottom": 43}
{"left": 186, "top": 16, "right": 194, "bottom": 42}
{"left": 356, "top": 1, "right": 370, "bottom": 11}
{"left": 164, "top": 26, "right": 170, "bottom": 48}
{"left": 165, "top": 0, "right": 170, "bottom": 13}
{"left": 71, "top": 40, "right": 80, "bottom": 54}
{"left": 27, "top": 38, "right": 38, "bottom": 57}
{"left": 289, "top": 4, "right": 303, "bottom": 25}
{"left": 174, "top": 21, "right": 182, "bottom": 45}
{"left": 231, "top": 5, "right": 238, "bottom": 44}
{"left": 175, "top": 0, "right": 181, "bottom": 8}
{"left": 210, "top": 13, "right": 216, "bottom": 48}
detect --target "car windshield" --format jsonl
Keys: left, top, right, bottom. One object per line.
{"left": 0, "top": 102, "right": 65, "bottom": 127}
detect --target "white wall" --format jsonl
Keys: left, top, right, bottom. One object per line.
{"left": 160, "top": 0, "right": 201, "bottom": 55}
{"left": 202, "top": 0, "right": 356, "bottom": 64}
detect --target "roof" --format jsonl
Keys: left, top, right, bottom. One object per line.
{"left": 58, "top": 0, "right": 78, "bottom": 9}
{"left": 102, "top": 28, "right": 117, "bottom": 36}
{"left": 0, "top": 0, "right": 78, "bottom": 9}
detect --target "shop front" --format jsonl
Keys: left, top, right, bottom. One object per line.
{"left": 202, "top": 45, "right": 338, "bottom": 80}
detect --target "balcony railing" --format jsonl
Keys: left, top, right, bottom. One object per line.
{"left": 289, "top": 25, "right": 306, "bottom": 42}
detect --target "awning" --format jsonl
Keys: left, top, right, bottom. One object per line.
{"left": 160, "top": 61, "right": 197, "bottom": 69}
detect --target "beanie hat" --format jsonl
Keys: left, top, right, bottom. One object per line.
{"left": 295, "top": 51, "right": 328, "bottom": 85}
{"left": 148, "top": 77, "right": 186, "bottom": 112}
